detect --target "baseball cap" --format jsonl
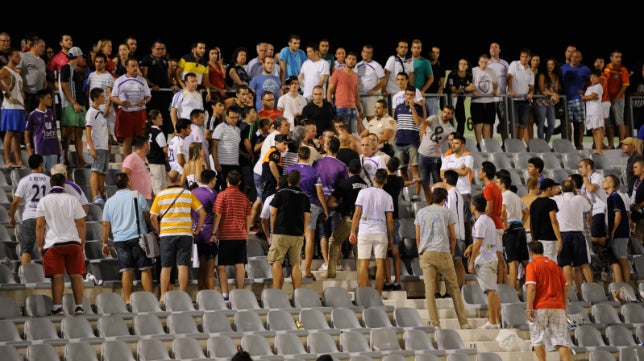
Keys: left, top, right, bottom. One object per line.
{"left": 274, "top": 134, "right": 292, "bottom": 143}
{"left": 67, "top": 47, "right": 83, "bottom": 59}
{"left": 539, "top": 178, "right": 559, "bottom": 190}
{"left": 620, "top": 137, "right": 637, "bottom": 146}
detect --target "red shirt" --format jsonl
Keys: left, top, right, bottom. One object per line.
{"left": 603, "top": 63, "right": 630, "bottom": 99}
{"left": 526, "top": 255, "right": 567, "bottom": 310}
{"left": 213, "top": 185, "right": 251, "bottom": 240}
{"left": 482, "top": 181, "right": 503, "bottom": 229}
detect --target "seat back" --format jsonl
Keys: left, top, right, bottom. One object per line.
{"left": 496, "top": 283, "right": 521, "bottom": 304}
{"left": 591, "top": 303, "right": 622, "bottom": 325}
{"left": 163, "top": 289, "right": 196, "bottom": 312}
{"left": 261, "top": 288, "right": 292, "bottom": 309}
{"left": 435, "top": 328, "right": 466, "bottom": 350}
{"left": 0, "top": 319, "right": 24, "bottom": 343}
{"left": 96, "top": 292, "right": 130, "bottom": 315}
{"left": 97, "top": 314, "right": 133, "bottom": 338}
{"left": 300, "top": 308, "right": 331, "bottom": 330}
{"left": 332, "top": 307, "right": 364, "bottom": 330}
{"left": 340, "top": 330, "right": 371, "bottom": 352}
{"left": 240, "top": 334, "right": 274, "bottom": 357}
{"left": 23, "top": 294, "right": 53, "bottom": 317}
{"left": 394, "top": 307, "right": 425, "bottom": 328}
{"left": 230, "top": 288, "right": 261, "bottom": 310}
{"left": 62, "top": 294, "right": 95, "bottom": 316}
{"left": 0, "top": 344, "right": 24, "bottom": 361}
{"left": 621, "top": 303, "right": 644, "bottom": 324}
{"left": 130, "top": 291, "right": 165, "bottom": 314}
{"left": 293, "top": 287, "right": 324, "bottom": 308}
{"left": 0, "top": 295, "right": 22, "bottom": 319}
{"left": 137, "top": 338, "right": 171, "bottom": 361}
{"left": 23, "top": 318, "right": 60, "bottom": 342}
{"left": 355, "top": 286, "right": 386, "bottom": 309}
{"left": 65, "top": 340, "right": 99, "bottom": 361}
{"left": 461, "top": 284, "right": 488, "bottom": 307}
{"left": 166, "top": 313, "right": 200, "bottom": 335}
{"left": 234, "top": 310, "right": 267, "bottom": 332}
{"left": 322, "top": 286, "right": 355, "bottom": 308}
{"left": 208, "top": 335, "right": 238, "bottom": 359}
{"left": 26, "top": 343, "right": 60, "bottom": 361}
{"left": 132, "top": 314, "right": 167, "bottom": 337}
{"left": 370, "top": 327, "right": 402, "bottom": 351}
{"left": 173, "top": 337, "right": 206, "bottom": 359}
{"left": 60, "top": 315, "right": 97, "bottom": 339}
{"left": 581, "top": 282, "right": 609, "bottom": 304}
{"left": 307, "top": 331, "right": 340, "bottom": 353}
{"left": 18, "top": 263, "right": 49, "bottom": 287}
{"left": 574, "top": 325, "right": 608, "bottom": 347}
{"left": 363, "top": 307, "right": 393, "bottom": 328}
{"left": 605, "top": 324, "right": 637, "bottom": 346}
{"left": 501, "top": 302, "right": 529, "bottom": 329}
{"left": 274, "top": 332, "right": 307, "bottom": 355}
{"left": 403, "top": 328, "right": 435, "bottom": 350}
{"left": 101, "top": 339, "right": 136, "bottom": 361}
{"left": 202, "top": 310, "right": 236, "bottom": 334}
{"left": 196, "top": 289, "right": 229, "bottom": 311}
{"left": 528, "top": 138, "right": 551, "bottom": 153}
{"left": 267, "top": 309, "right": 298, "bottom": 331}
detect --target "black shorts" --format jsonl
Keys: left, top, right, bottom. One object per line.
{"left": 197, "top": 242, "right": 218, "bottom": 260}
{"left": 217, "top": 239, "right": 248, "bottom": 266}
{"left": 114, "top": 238, "right": 154, "bottom": 272}
{"left": 502, "top": 223, "right": 529, "bottom": 263}
{"left": 159, "top": 235, "right": 193, "bottom": 267}
{"left": 471, "top": 102, "right": 496, "bottom": 125}
{"left": 557, "top": 231, "right": 590, "bottom": 267}
{"left": 590, "top": 213, "right": 607, "bottom": 239}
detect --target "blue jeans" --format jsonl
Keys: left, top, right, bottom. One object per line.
{"left": 336, "top": 107, "right": 359, "bottom": 134}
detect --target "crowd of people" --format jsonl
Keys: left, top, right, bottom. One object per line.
{"left": 4, "top": 31, "right": 644, "bottom": 361}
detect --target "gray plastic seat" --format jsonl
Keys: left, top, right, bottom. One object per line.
{"left": 487, "top": 152, "right": 512, "bottom": 170}
{"left": 355, "top": 286, "right": 394, "bottom": 312}
{"left": 369, "top": 327, "right": 415, "bottom": 356}
{"left": 163, "top": 289, "right": 203, "bottom": 316}
{"left": 339, "top": 330, "right": 382, "bottom": 358}
{"left": 196, "top": 289, "right": 234, "bottom": 315}
{"left": 0, "top": 319, "right": 29, "bottom": 347}
{"left": 132, "top": 313, "right": 173, "bottom": 341}
{"left": 299, "top": 307, "right": 340, "bottom": 335}
{"left": 394, "top": 306, "right": 434, "bottom": 332}
{"left": 461, "top": 283, "right": 488, "bottom": 310}
{"left": 267, "top": 309, "right": 307, "bottom": 336}
{"left": 23, "top": 318, "right": 66, "bottom": 345}
{"left": 581, "top": 282, "right": 620, "bottom": 307}
{"left": 552, "top": 138, "right": 577, "bottom": 153}
{"left": 621, "top": 303, "right": 644, "bottom": 324}
{"left": 331, "top": 306, "right": 368, "bottom": 334}
{"left": 363, "top": 307, "right": 399, "bottom": 330}
{"left": 503, "top": 138, "right": 527, "bottom": 153}
{"left": 240, "top": 333, "right": 278, "bottom": 359}
{"left": 130, "top": 290, "right": 170, "bottom": 316}
{"left": 274, "top": 332, "right": 316, "bottom": 359}
{"left": 293, "top": 287, "right": 332, "bottom": 314}
{"left": 0, "top": 344, "right": 24, "bottom": 361}
{"left": 0, "top": 263, "right": 23, "bottom": 291}
{"left": 65, "top": 340, "right": 99, "bottom": 361}
{"left": 95, "top": 292, "right": 132, "bottom": 317}
{"left": 137, "top": 338, "right": 172, "bottom": 361}
{"left": 201, "top": 310, "right": 241, "bottom": 337}
{"left": 528, "top": 138, "right": 551, "bottom": 153}
{"left": 60, "top": 315, "right": 104, "bottom": 343}
{"left": 18, "top": 263, "right": 50, "bottom": 289}
{"left": 637, "top": 324, "right": 644, "bottom": 343}
{"left": 230, "top": 288, "right": 267, "bottom": 315}
{"left": 323, "top": 286, "right": 363, "bottom": 312}
{"left": 307, "top": 331, "right": 349, "bottom": 359}
{"left": 403, "top": 329, "right": 445, "bottom": 356}
{"left": 620, "top": 346, "right": 644, "bottom": 361}
{"left": 605, "top": 324, "right": 637, "bottom": 347}
{"left": 26, "top": 343, "right": 60, "bottom": 361}
{"left": 173, "top": 337, "right": 207, "bottom": 360}
{"left": 23, "top": 293, "right": 55, "bottom": 318}
{"left": 246, "top": 256, "right": 273, "bottom": 284}
{"left": 167, "top": 312, "right": 206, "bottom": 338}
{"left": 96, "top": 314, "right": 139, "bottom": 342}
{"left": 591, "top": 303, "right": 631, "bottom": 328}
{"left": 208, "top": 335, "right": 238, "bottom": 360}
{"left": 588, "top": 349, "right": 616, "bottom": 361}
{"left": 0, "top": 295, "right": 25, "bottom": 321}
{"left": 574, "top": 324, "right": 618, "bottom": 352}
{"left": 62, "top": 293, "right": 97, "bottom": 320}
{"left": 480, "top": 138, "right": 503, "bottom": 153}
{"left": 496, "top": 283, "right": 522, "bottom": 304}
{"left": 234, "top": 310, "right": 274, "bottom": 336}
{"left": 540, "top": 152, "right": 562, "bottom": 169}
{"left": 261, "top": 288, "right": 300, "bottom": 314}
{"left": 501, "top": 302, "right": 530, "bottom": 331}
{"left": 434, "top": 328, "right": 477, "bottom": 355}
{"left": 608, "top": 281, "right": 638, "bottom": 303}
{"left": 566, "top": 302, "right": 601, "bottom": 330}
{"left": 101, "top": 339, "right": 136, "bottom": 361}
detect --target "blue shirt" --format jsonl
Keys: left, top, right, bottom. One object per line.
{"left": 102, "top": 189, "right": 150, "bottom": 242}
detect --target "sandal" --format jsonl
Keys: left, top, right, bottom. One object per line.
{"left": 303, "top": 273, "right": 317, "bottom": 281}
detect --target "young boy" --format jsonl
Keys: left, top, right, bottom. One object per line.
{"left": 168, "top": 118, "right": 192, "bottom": 174}
{"left": 85, "top": 87, "right": 110, "bottom": 204}
{"left": 581, "top": 70, "right": 604, "bottom": 155}
{"left": 24, "top": 89, "right": 61, "bottom": 174}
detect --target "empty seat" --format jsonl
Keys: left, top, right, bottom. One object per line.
{"left": 95, "top": 292, "right": 132, "bottom": 317}
{"left": 102, "top": 339, "right": 136, "bottom": 361}
{"left": 163, "top": 289, "right": 203, "bottom": 316}
{"left": 308, "top": 332, "right": 350, "bottom": 360}
{"left": 621, "top": 303, "right": 644, "bottom": 324}
{"left": 0, "top": 262, "right": 22, "bottom": 291}
{"left": 62, "top": 293, "right": 97, "bottom": 320}
{"left": 588, "top": 349, "right": 616, "bottom": 361}
{"left": 620, "top": 346, "right": 644, "bottom": 361}
{"left": 461, "top": 283, "right": 488, "bottom": 310}
{"left": 97, "top": 314, "right": 139, "bottom": 342}
{"left": 26, "top": 343, "right": 60, "bottom": 361}
{"left": 539, "top": 152, "right": 562, "bottom": 169}
{"left": 434, "top": 328, "right": 477, "bottom": 355}
{"left": 495, "top": 283, "right": 522, "bottom": 305}
{"left": 299, "top": 308, "right": 340, "bottom": 336}
{"left": 23, "top": 317, "right": 66, "bottom": 345}
{"left": 480, "top": 138, "right": 503, "bottom": 153}
{"left": 230, "top": 288, "right": 267, "bottom": 315}
{"left": 202, "top": 310, "right": 241, "bottom": 337}
{"left": 487, "top": 152, "right": 512, "bottom": 170}
{"left": 0, "top": 344, "right": 24, "bottom": 361}
{"left": 234, "top": 310, "right": 274, "bottom": 336}
{"left": 512, "top": 152, "right": 536, "bottom": 170}
{"left": 581, "top": 282, "right": 620, "bottom": 307}
{"left": 207, "top": 335, "right": 239, "bottom": 360}
{"left": 240, "top": 333, "right": 278, "bottom": 360}
{"left": 18, "top": 263, "right": 50, "bottom": 288}
{"left": 363, "top": 307, "right": 399, "bottom": 330}
{"left": 339, "top": 330, "right": 382, "bottom": 358}
{"left": 552, "top": 138, "right": 577, "bottom": 153}
{"left": 0, "top": 319, "right": 29, "bottom": 347}
{"left": 60, "top": 315, "right": 104, "bottom": 343}
{"left": 23, "top": 293, "right": 55, "bottom": 318}
{"left": 605, "top": 324, "right": 638, "bottom": 347}
{"left": 137, "top": 338, "right": 172, "bottom": 361}
{"left": 574, "top": 324, "right": 618, "bottom": 352}
{"left": 591, "top": 303, "right": 631, "bottom": 328}
{"left": 132, "top": 313, "right": 173, "bottom": 341}
{"left": 173, "top": 337, "right": 208, "bottom": 360}
{"left": 246, "top": 257, "right": 273, "bottom": 284}
{"left": 274, "top": 332, "right": 316, "bottom": 359}
{"left": 331, "top": 307, "right": 369, "bottom": 334}
{"left": 355, "top": 286, "right": 394, "bottom": 312}
{"left": 167, "top": 312, "right": 206, "bottom": 338}
{"left": 561, "top": 152, "right": 583, "bottom": 170}
{"left": 323, "top": 286, "right": 363, "bottom": 312}
{"left": 501, "top": 302, "right": 530, "bottom": 331}
{"left": 369, "top": 327, "right": 415, "bottom": 356}
{"left": 130, "top": 290, "right": 169, "bottom": 317}
{"left": 266, "top": 309, "right": 307, "bottom": 336}
{"left": 402, "top": 329, "right": 445, "bottom": 356}
{"left": 293, "top": 287, "right": 332, "bottom": 315}
{"left": 65, "top": 340, "right": 99, "bottom": 361}
{"left": 503, "top": 138, "right": 527, "bottom": 153}
{"left": 528, "top": 138, "right": 551, "bottom": 153}
{"left": 196, "top": 289, "right": 234, "bottom": 315}
{"left": 0, "top": 295, "right": 25, "bottom": 321}
{"left": 261, "top": 288, "right": 300, "bottom": 314}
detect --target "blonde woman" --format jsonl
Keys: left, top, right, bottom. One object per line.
{"left": 181, "top": 141, "right": 207, "bottom": 189}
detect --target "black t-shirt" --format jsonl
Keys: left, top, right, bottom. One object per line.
{"left": 301, "top": 100, "right": 336, "bottom": 137}
{"left": 261, "top": 147, "right": 282, "bottom": 200}
{"left": 336, "top": 148, "right": 360, "bottom": 167}
{"left": 332, "top": 175, "right": 368, "bottom": 217}
{"left": 270, "top": 186, "right": 311, "bottom": 236}
{"left": 383, "top": 174, "right": 404, "bottom": 219}
{"left": 530, "top": 197, "right": 559, "bottom": 241}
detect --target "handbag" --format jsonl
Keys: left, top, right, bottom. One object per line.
{"left": 134, "top": 192, "right": 160, "bottom": 258}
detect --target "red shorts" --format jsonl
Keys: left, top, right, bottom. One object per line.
{"left": 42, "top": 243, "right": 86, "bottom": 276}
{"left": 116, "top": 109, "right": 147, "bottom": 138}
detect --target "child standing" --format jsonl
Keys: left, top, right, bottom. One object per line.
{"left": 85, "top": 87, "right": 110, "bottom": 204}
{"left": 582, "top": 70, "right": 604, "bottom": 155}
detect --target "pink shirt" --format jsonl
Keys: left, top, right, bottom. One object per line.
{"left": 329, "top": 68, "right": 359, "bottom": 108}
{"left": 123, "top": 153, "right": 153, "bottom": 200}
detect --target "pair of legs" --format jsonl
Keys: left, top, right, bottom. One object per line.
{"left": 196, "top": 242, "right": 218, "bottom": 290}
{"left": 321, "top": 215, "right": 351, "bottom": 279}
{"left": 268, "top": 234, "right": 303, "bottom": 290}
{"left": 417, "top": 154, "right": 440, "bottom": 204}
{"left": 3, "top": 130, "right": 24, "bottom": 167}
{"left": 420, "top": 250, "right": 469, "bottom": 328}
{"left": 303, "top": 205, "right": 321, "bottom": 277}
{"left": 121, "top": 269, "right": 153, "bottom": 304}
{"left": 43, "top": 243, "right": 85, "bottom": 311}
{"left": 158, "top": 235, "right": 192, "bottom": 303}
{"left": 114, "top": 239, "right": 154, "bottom": 304}
{"left": 471, "top": 102, "right": 496, "bottom": 146}
{"left": 90, "top": 168, "right": 106, "bottom": 201}
{"left": 530, "top": 309, "right": 571, "bottom": 361}
{"left": 357, "top": 232, "right": 388, "bottom": 294}
{"left": 216, "top": 239, "right": 248, "bottom": 295}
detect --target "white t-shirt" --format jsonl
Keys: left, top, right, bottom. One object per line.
{"left": 299, "top": 58, "right": 330, "bottom": 98}
{"left": 355, "top": 187, "right": 394, "bottom": 234}
{"left": 472, "top": 213, "right": 498, "bottom": 265}
{"left": 440, "top": 153, "right": 473, "bottom": 195}
{"left": 35, "top": 189, "right": 86, "bottom": 249}
{"left": 168, "top": 135, "right": 186, "bottom": 174}
{"left": 445, "top": 187, "right": 465, "bottom": 241}
{"left": 15, "top": 173, "right": 51, "bottom": 220}
{"left": 502, "top": 189, "right": 525, "bottom": 224}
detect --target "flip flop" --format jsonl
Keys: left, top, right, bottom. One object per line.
{"left": 304, "top": 273, "right": 317, "bottom": 281}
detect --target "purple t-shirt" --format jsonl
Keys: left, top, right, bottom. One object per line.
{"left": 191, "top": 185, "right": 217, "bottom": 226}
{"left": 25, "top": 108, "right": 59, "bottom": 156}
{"left": 286, "top": 163, "right": 322, "bottom": 206}
{"left": 314, "top": 156, "right": 349, "bottom": 199}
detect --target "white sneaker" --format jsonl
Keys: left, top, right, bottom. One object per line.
{"left": 336, "top": 264, "right": 343, "bottom": 271}
{"left": 318, "top": 263, "right": 328, "bottom": 271}
{"left": 479, "top": 321, "right": 500, "bottom": 329}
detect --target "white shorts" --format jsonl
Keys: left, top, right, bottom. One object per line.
{"left": 357, "top": 232, "right": 388, "bottom": 259}
{"left": 495, "top": 229, "right": 503, "bottom": 253}
{"left": 538, "top": 240, "right": 558, "bottom": 262}
{"left": 529, "top": 308, "right": 569, "bottom": 348}
{"left": 475, "top": 261, "right": 498, "bottom": 293}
